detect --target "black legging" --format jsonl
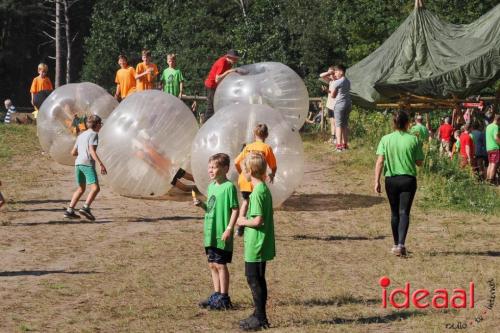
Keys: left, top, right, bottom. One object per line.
{"left": 385, "top": 175, "right": 417, "bottom": 246}
{"left": 245, "top": 262, "right": 267, "bottom": 320}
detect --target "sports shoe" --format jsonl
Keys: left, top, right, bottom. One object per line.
{"left": 79, "top": 207, "right": 95, "bottom": 221}
{"left": 198, "top": 292, "right": 219, "bottom": 309}
{"left": 392, "top": 245, "right": 407, "bottom": 257}
{"left": 170, "top": 168, "right": 187, "bottom": 186}
{"left": 210, "top": 294, "right": 233, "bottom": 310}
{"left": 64, "top": 209, "right": 80, "bottom": 219}
{"left": 239, "top": 315, "right": 270, "bottom": 331}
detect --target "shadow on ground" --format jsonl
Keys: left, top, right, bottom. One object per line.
{"left": 0, "top": 270, "right": 99, "bottom": 277}
{"left": 277, "top": 295, "right": 379, "bottom": 307}
{"left": 290, "top": 310, "right": 425, "bottom": 327}
{"left": 131, "top": 216, "right": 202, "bottom": 223}
{"left": 281, "top": 193, "right": 384, "bottom": 211}
{"left": 429, "top": 250, "right": 500, "bottom": 257}
{"left": 10, "top": 199, "right": 67, "bottom": 205}
{"left": 293, "top": 234, "right": 385, "bottom": 241}
{"left": 6, "top": 220, "right": 112, "bottom": 226}
{"left": 320, "top": 310, "right": 425, "bottom": 325}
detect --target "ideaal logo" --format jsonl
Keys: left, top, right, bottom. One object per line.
{"left": 378, "top": 277, "right": 496, "bottom": 329}
{"left": 379, "top": 276, "right": 474, "bottom": 309}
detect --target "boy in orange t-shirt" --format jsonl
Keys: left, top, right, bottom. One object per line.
{"left": 114, "top": 55, "right": 137, "bottom": 100}
{"left": 30, "top": 63, "right": 53, "bottom": 118}
{"left": 135, "top": 49, "right": 158, "bottom": 91}
{"left": 234, "top": 124, "right": 277, "bottom": 235}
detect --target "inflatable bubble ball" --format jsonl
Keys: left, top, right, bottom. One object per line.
{"left": 99, "top": 90, "right": 199, "bottom": 197}
{"left": 191, "top": 103, "right": 304, "bottom": 207}
{"left": 37, "top": 82, "right": 118, "bottom": 165}
{"left": 214, "top": 62, "right": 309, "bottom": 130}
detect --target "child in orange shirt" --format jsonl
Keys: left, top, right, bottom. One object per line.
{"left": 234, "top": 124, "right": 277, "bottom": 235}
{"left": 30, "top": 63, "right": 53, "bottom": 118}
{"left": 114, "top": 55, "right": 137, "bottom": 100}
{"left": 135, "top": 49, "right": 159, "bottom": 91}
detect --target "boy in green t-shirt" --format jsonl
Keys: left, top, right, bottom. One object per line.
{"left": 160, "top": 53, "right": 184, "bottom": 98}
{"left": 236, "top": 152, "right": 275, "bottom": 331}
{"left": 194, "top": 153, "right": 239, "bottom": 310}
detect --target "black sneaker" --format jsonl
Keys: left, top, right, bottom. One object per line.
{"left": 239, "top": 315, "right": 270, "bottom": 331}
{"left": 210, "top": 294, "right": 233, "bottom": 310}
{"left": 79, "top": 207, "right": 95, "bottom": 221}
{"left": 198, "top": 292, "right": 219, "bottom": 309}
{"left": 64, "top": 210, "right": 80, "bottom": 219}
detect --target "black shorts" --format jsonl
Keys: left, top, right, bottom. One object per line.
{"left": 327, "top": 107, "right": 335, "bottom": 118}
{"left": 205, "top": 247, "right": 232, "bottom": 264}
{"left": 242, "top": 191, "right": 251, "bottom": 200}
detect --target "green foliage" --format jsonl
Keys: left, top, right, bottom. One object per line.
{"left": 420, "top": 145, "right": 499, "bottom": 214}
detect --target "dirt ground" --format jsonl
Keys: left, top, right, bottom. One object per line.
{"left": 0, "top": 139, "right": 498, "bottom": 333}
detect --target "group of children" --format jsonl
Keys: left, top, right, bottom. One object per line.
{"left": 114, "top": 50, "right": 184, "bottom": 101}
{"left": 438, "top": 114, "right": 500, "bottom": 183}
{"left": 59, "top": 114, "right": 278, "bottom": 330}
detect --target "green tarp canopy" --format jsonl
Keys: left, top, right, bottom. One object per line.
{"left": 346, "top": 3, "right": 500, "bottom": 108}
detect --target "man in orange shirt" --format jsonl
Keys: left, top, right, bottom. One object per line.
{"left": 234, "top": 124, "right": 277, "bottom": 236}
{"left": 114, "top": 55, "right": 137, "bottom": 100}
{"left": 30, "top": 63, "right": 53, "bottom": 118}
{"left": 135, "top": 49, "right": 158, "bottom": 91}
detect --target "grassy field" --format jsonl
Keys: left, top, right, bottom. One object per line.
{"left": 0, "top": 123, "right": 498, "bottom": 332}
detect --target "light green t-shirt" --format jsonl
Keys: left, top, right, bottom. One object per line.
{"left": 410, "top": 123, "right": 429, "bottom": 143}
{"left": 485, "top": 123, "right": 499, "bottom": 151}
{"left": 161, "top": 67, "right": 184, "bottom": 97}
{"left": 204, "top": 180, "right": 239, "bottom": 251}
{"left": 376, "top": 131, "right": 425, "bottom": 177}
{"left": 244, "top": 182, "right": 275, "bottom": 262}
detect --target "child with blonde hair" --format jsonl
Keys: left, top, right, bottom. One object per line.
{"left": 234, "top": 124, "right": 277, "bottom": 236}
{"left": 237, "top": 152, "right": 275, "bottom": 331}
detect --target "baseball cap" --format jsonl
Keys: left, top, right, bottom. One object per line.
{"left": 226, "top": 49, "right": 240, "bottom": 58}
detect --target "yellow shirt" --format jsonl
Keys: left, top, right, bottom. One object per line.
{"left": 234, "top": 141, "right": 277, "bottom": 192}
{"left": 115, "top": 67, "right": 137, "bottom": 98}
{"left": 136, "top": 62, "right": 159, "bottom": 91}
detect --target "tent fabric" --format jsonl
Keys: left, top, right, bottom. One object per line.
{"left": 346, "top": 4, "right": 500, "bottom": 108}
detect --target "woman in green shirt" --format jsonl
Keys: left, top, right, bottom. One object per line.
{"left": 374, "top": 111, "right": 424, "bottom": 257}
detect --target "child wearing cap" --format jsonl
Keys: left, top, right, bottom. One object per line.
{"left": 204, "top": 49, "right": 246, "bottom": 122}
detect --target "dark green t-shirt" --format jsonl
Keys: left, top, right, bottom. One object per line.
{"left": 244, "top": 182, "right": 275, "bottom": 262}
{"left": 485, "top": 123, "right": 499, "bottom": 151}
{"left": 376, "top": 131, "right": 424, "bottom": 177}
{"left": 410, "top": 123, "right": 429, "bottom": 143}
{"left": 161, "top": 67, "right": 184, "bottom": 97}
{"left": 204, "top": 180, "right": 239, "bottom": 251}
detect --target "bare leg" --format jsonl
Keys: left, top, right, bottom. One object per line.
{"left": 69, "top": 184, "right": 86, "bottom": 208}
{"left": 335, "top": 126, "right": 342, "bottom": 148}
{"left": 209, "top": 263, "right": 220, "bottom": 293}
{"left": 342, "top": 127, "right": 349, "bottom": 147}
{"left": 240, "top": 199, "right": 249, "bottom": 218}
{"left": 84, "top": 183, "right": 100, "bottom": 207}
{"left": 0, "top": 191, "right": 5, "bottom": 209}
{"left": 217, "top": 263, "right": 230, "bottom": 294}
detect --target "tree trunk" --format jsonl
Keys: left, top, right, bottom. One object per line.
{"left": 55, "top": 0, "right": 62, "bottom": 87}
{"left": 63, "top": 0, "right": 71, "bottom": 84}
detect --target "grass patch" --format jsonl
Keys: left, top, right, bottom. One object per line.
{"left": 0, "top": 124, "right": 39, "bottom": 162}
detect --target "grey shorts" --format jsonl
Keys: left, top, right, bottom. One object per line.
{"left": 334, "top": 104, "right": 351, "bottom": 128}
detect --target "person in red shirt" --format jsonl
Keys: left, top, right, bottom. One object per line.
{"left": 204, "top": 49, "right": 245, "bottom": 122}
{"left": 459, "top": 123, "right": 475, "bottom": 169}
{"left": 438, "top": 116, "right": 454, "bottom": 157}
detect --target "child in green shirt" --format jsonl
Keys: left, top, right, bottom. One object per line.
{"left": 194, "top": 153, "right": 239, "bottom": 310}
{"left": 160, "top": 53, "right": 184, "bottom": 98}
{"left": 236, "top": 152, "right": 275, "bottom": 331}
